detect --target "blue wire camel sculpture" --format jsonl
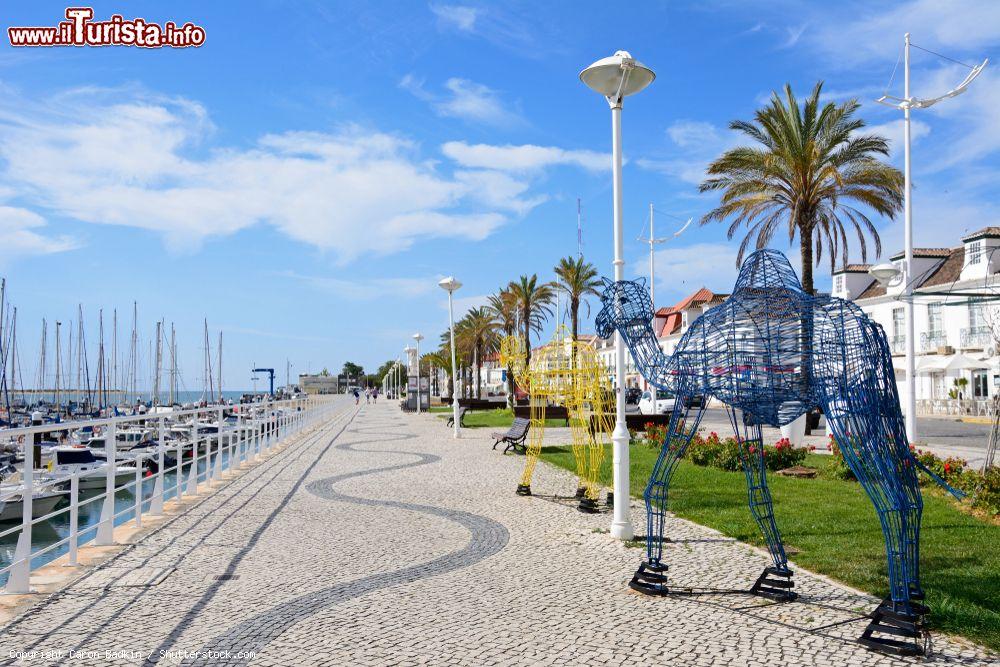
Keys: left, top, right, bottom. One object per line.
{"left": 595, "top": 249, "right": 959, "bottom": 656}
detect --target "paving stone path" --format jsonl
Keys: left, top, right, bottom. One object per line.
{"left": 0, "top": 401, "right": 995, "bottom": 666}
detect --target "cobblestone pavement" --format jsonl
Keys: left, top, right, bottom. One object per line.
{"left": 0, "top": 402, "right": 996, "bottom": 666}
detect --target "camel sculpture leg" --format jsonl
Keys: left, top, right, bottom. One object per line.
{"left": 821, "top": 384, "right": 925, "bottom": 655}
{"left": 630, "top": 386, "right": 706, "bottom": 595}
{"left": 726, "top": 408, "right": 797, "bottom": 601}
{"left": 517, "top": 396, "right": 546, "bottom": 495}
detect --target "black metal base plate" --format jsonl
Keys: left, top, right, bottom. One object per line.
{"left": 628, "top": 561, "right": 670, "bottom": 596}
{"left": 578, "top": 497, "right": 601, "bottom": 513}
{"left": 605, "top": 491, "right": 614, "bottom": 508}
{"left": 859, "top": 597, "right": 927, "bottom": 657}
{"left": 515, "top": 484, "right": 532, "bottom": 496}
{"left": 750, "top": 566, "right": 798, "bottom": 602}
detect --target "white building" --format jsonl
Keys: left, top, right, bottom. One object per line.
{"left": 833, "top": 226, "right": 1000, "bottom": 413}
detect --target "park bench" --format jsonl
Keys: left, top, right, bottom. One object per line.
{"left": 512, "top": 405, "right": 570, "bottom": 425}
{"left": 492, "top": 417, "right": 530, "bottom": 454}
{"left": 588, "top": 412, "right": 673, "bottom": 436}
{"left": 457, "top": 398, "right": 502, "bottom": 411}
{"left": 446, "top": 407, "right": 468, "bottom": 428}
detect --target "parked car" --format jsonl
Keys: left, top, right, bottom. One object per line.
{"left": 638, "top": 389, "right": 676, "bottom": 414}
{"left": 683, "top": 394, "right": 706, "bottom": 409}
{"left": 624, "top": 387, "right": 642, "bottom": 405}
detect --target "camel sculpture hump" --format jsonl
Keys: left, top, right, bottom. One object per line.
{"left": 732, "top": 248, "right": 803, "bottom": 294}
{"left": 663, "top": 249, "right": 815, "bottom": 425}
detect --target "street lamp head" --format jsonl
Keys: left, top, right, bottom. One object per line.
{"left": 438, "top": 276, "right": 462, "bottom": 293}
{"left": 413, "top": 333, "right": 424, "bottom": 343}
{"left": 580, "top": 50, "right": 655, "bottom": 101}
{"left": 869, "top": 263, "right": 901, "bottom": 287}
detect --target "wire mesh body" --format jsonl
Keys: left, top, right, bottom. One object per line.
{"left": 596, "top": 249, "right": 931, "bottom": 615}
{"left": 499, "top": 327, "right": 612, "bottom": 499}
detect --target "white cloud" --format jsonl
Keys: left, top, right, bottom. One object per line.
{"left": 450, "top": 293, "right": 491, "bottom": 319}
{"left": 276, "top": 271, "right": 437, "bottom": 300}
{"left": 635, "top": 242, "right": 741, "bottom": 300}
{"left": 810, "top": 0, "right": 1000, "bottom": 65}
{"left": 862, "top": 118, "right": 931, "bottom": 156}
{"left": 0, "top": 89, "right": 587, "bottom": 262}
{"left": 442, "top": 141, "right": 608, "bottom": 172}
{"left": 0, "top": 206, "right": 77, "bottom": 263}
{"left": 781, "top": 23, "right": 807, "bottom": 49}
{"left": 429, "top": 4, "right": 478, "bottom": 32}
{"left": 400, "top": 75, "right": 521, "bottom": 126}
{"left": 638, "top": 120, "right": 744, "bottom": 185}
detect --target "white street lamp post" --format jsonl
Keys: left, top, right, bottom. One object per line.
{"left": 413, "top": 333, "right": 424, "bottom": 414}
{"left": 876, "top": 34, "right": 987, "bottom": 444}
{"left": 581, "top": 50, "right": 655, "bottom": 540}
{"left": 439, "top": 277, "right": 463, "bottom": 438}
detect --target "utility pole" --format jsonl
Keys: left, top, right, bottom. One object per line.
{"left": 637, "top": 204, "right": 692, "bottom": 314}
{"left": 875, "top": 34, "right": 987, "bottom": 443}
{"left": 577, "top": 197, "right": 583, "bottom": 258}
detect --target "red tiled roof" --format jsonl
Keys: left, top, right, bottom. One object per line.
{"left": 890, "top": 247, "right": 952, "bottom": 261}
{"left": 855, "top": 246, "right": 965, "bottom": 301}
{"left": 962, "top": 226, "right": 1000, "bottom": 242}
{"left": 656, "top": 287, "right": 716, "bottom": 337}
{"left": 834, "top": 264, "right": 872, "bottom": 273}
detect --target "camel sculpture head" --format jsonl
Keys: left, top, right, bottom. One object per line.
{"left": 595, "top": 276, "right": 651, "bottom": 340}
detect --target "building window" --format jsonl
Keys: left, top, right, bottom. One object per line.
{"left": 974, "top": 371, "right": 989, "bottom": 399}
{"left": 892, "top": 307, "right": 904, "bottom": 339}
{"left": 969, "top": 240, "right": 982, "bottom": 265}
{"left": 927, "top": 303, "right": 942, "bottom": 334}
{"left": 970, "top": 298, "right": 986, "bottom": 330}
{"left": 834, "top": 274, "right": 844, "bottom": 293}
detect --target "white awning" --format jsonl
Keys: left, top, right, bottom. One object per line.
{"left": 914, "top": 353, "right": 990, "bottom": 374}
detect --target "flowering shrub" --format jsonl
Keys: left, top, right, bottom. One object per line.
{"left": 639, "top": 424, "right": 807, "bottom": 473}
{"left": 827, "top": 436, "right": 1000, "bottom": 515}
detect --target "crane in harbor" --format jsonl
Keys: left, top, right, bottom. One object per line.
{"left": 252, "top": 367, "right": 275, "bottom": 396}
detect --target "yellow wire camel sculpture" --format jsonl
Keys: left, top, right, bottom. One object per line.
{"left": 499, "top": 326, "right": 614, "bottom": 512}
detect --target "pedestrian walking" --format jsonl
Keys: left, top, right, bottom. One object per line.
{"left": 353, "top": 388, "right": 360, "bottom": 405}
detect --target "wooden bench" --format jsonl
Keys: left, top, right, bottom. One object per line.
{"left": 446, "top": 407, "right": 468, "bottom": 428}
{"left": 492, "top": 417, "right": 530, "bottom": 454}
{"left": 457, "top": 398, "right": 504, "bottom": 411}
{"left": 512, "top": 405, "right": 570, "bottom": 426}
{"left": 588, "top": 412, "right": 673, "bottom": 436}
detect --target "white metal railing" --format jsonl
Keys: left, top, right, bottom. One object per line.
{"left": 916, "top": 397, "right": 992, "bottom": 417}
{"left": 0, "top": 395, "right": 344, "bottom": 593}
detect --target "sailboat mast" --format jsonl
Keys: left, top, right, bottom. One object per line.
{"left": 66, "top": 320, "right": 73, "bottom": 414}
{"left": 153, "top": 320, "right": 162, "bottom": 406}
{"left": 10, "top": 307, "right": 18, "bottom": 406}
{"left": 217, "top": 331, "right": 222, "bottom": 404}
{"left": 129, "top": 302, "right": 137, "bottom": 405}
{"left": 169, "top": 323, "right": 176, "bottom": 405}
{"left": 111, "top": 309, "right": 117, "bottom": 406}
{"left": 54, "top": 321, "right": 62, "bottom": 416}
{"left": 97, "top": 310, "right": 105, "bottom": 412}
{"left": 37, "top": 319, "right": 47, "bottom": 406}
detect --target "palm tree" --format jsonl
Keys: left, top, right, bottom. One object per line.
{"left": 554, "top": 256, "right": 601, "bottom": 343}
{"left": 455, "top": 307, "right": 498, "bottom": 399}
{"left": 424, "top": 349, "right": 458, "bottom": 399}
{"left": 487, "top": 288, "right": 520, "bottom": 406}
{"left": 507, "top": 274, "right": 556, "bottom": 366}
{"left": 699, "top": 82, "right": 903, "bottom": 295}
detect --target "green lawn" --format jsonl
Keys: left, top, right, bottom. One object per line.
{"left": 540, "top": 444, "right": 1000, "bottom": 651}
{"left": 436, "top": 408, "right": 579, "bottom": 429}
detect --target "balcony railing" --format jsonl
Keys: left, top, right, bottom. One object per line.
{"left": 960, "top": 326, "right": 992, "bottom": 349}
{"left": 919, "top": 331, "right": 947, "bottom": 352}
{"left": 890, "top": 336, "right": 906, "bottom": 354}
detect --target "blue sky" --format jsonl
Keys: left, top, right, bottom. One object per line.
{"left": 1, "top": 0, "right": 998, "bottom": 390}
